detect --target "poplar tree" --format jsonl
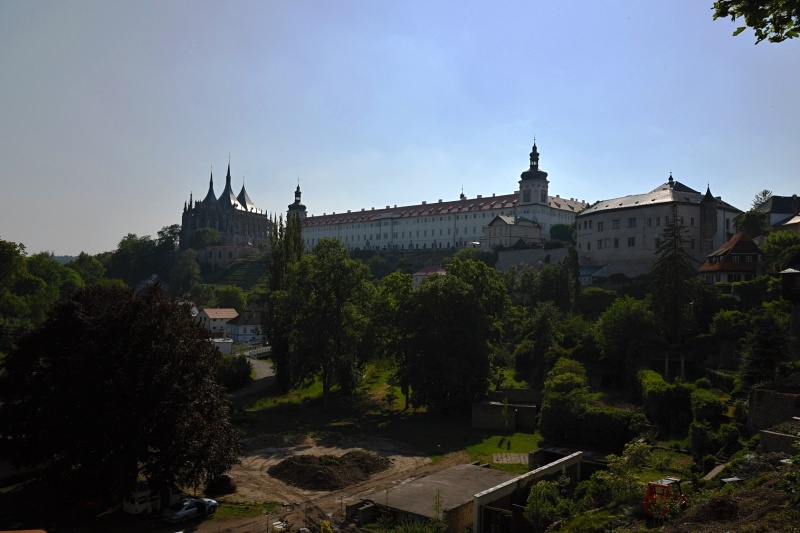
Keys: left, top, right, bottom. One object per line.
{"left": 266, "top": 213, "right": 304, "bottom": 391}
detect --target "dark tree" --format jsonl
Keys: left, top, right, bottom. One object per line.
{"left": 740, "top": 310, "right": 793, "bottom": 389}
{"left": 734, "top": 209, "right": 771, "bottom": 238}
{"left": 752, "top": 189, "right": 774, "bottom": 209}
{"left": 190, "top": 227, "right": 222, "bottom": 250}
{"left": 649, "top": 204, "right": 701, "bottom": 345}
{"left": 713, "top": 0, "right": 800, "bottom": 42}
{"left": 0, "top": 285, "right": 240, "bottom": 500}
{"left": 266, "top": 213, "right": 305, "bottom": 391}
{"left": 405, "top": 274, "right": 493, "bottom": 413}
{"left": 549, "top": 223, "right": 576, "bottom": 244}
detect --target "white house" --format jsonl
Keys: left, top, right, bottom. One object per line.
{"left": 196, "top": 308, "right": 239, "bottom": 336}
{"left": 224, "top": 309, "right": 265, "bottom": 344}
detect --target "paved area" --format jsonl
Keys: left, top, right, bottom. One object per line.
{"left": 492, "top": 453, "right": 529, "bottom": 464}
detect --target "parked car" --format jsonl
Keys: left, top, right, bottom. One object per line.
{"left": 160, "top": 497, "right": 218, "bottom": 523}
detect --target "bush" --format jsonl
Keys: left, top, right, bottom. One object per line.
{"left": 638, "top": 370, "right": 693, "bottom": 433}
{"left": 690, "top": 387, "right": 725, "bottom": 424}
{"left": 690, "top": 422, "right": 720, "bottom": 461}
{"left": 694, "top": 377, "right": 712, "bottom": 389}
{"left": 216, "top": 354, "right": 253, "bottom": 391}
{"left": 206, "top": 474, "right": 237, "bottom": 496}
{"left": 702, "top": 454, "right": 717, "bottom": 475}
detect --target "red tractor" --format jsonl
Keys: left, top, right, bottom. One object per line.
{"left": 642, "top": 476, "right": 688, "bottom": 517}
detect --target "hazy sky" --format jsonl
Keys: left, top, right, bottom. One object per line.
{"left": 1, "top": 1, "right": 797, "bottom": 256}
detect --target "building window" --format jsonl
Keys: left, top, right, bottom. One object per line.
{"left": 523, "top": 189, "right": 531, "bottom": 202}
{"left": 726, "top": 219, "right": 730, "bottom": 230}
{"left": 614, "top": 238, "right": 619, "bottom": 248}
{"left": 732, "top": 255, "right": 740, "bottom": 262}
{"left": 690, "top": 217, "right": 695, "bottom": 226}
{"left": 746, "top": 255, "right": 753, "bottom": 262}
{"left": 597, "top": 222, "right": 604, "bottom": 231}
{"left": 627, "top": 237, "right": 635, "bottom": 247}
{"left": 690, "top": 239, "right": 695, "bottom": 250}
{"left": 648, "top": 218, "right": 652, "bottom": 227}
{"left": 656, "top": 217, "right": 661, "bottom": 226}
{"left": 597, "top": 239, "right": 603, "bottom": 250}
{"left": 612, "top": 219, "right": 620, "bottom": 229}
{"left": 627, "top": 217, "right": 636, "bottom": 228}
{"left": 589, "top": 220, "right": 593, "bottom": 229}
{"left": 728, "top": 274, "right": 742, "bottom": 282}
{"left": 587, "top": 242, "right": 591, "bottom": 251}
{"left": 655, "top": 237, "right": 661, "bottom": 248}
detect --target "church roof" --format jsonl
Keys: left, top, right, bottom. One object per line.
{"left": 218, "top": 162, "right": 245, "bottom": 210}
{"left": 580, "top": 176, "right": 739, "bottom": 216}
{"left": 237, "top": 181, "right": 257, "bottom": 212}
{"left": 201, "top": 171, "right": 218, "bottom": 204}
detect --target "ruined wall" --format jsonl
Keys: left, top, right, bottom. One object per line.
{"left": 747, "top": 389, "right": 800, "bottom": 431}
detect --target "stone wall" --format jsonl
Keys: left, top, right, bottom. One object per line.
{"left": 747, "top": 389, "right": 800, "bottom": 431}
{"left": 445, "top": 501, "right": 474, "bottom": 533}
{"left": 759, "top": 430, "right": 800, "bottom": 455}
{"left": 471, "top": 402, "right": 537, "bottom": 431}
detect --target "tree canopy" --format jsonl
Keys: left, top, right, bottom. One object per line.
{"left": 713, "top": 0, "right": 800, "bottom": 43}
{"left": 0, "top": 285, "right": 240, "bottom": 499}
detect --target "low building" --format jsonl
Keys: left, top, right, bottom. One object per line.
{"left": 756, "top": 194, "right": 800, "bottom": 229}
{"left": 196, "top": 308, "right": 238, "bottom": 336}
{"left": 699, "top": 232, "right": 762, "bottom": 284}
{"left": 483, "top": 215, "right": 543, "bottom": 250}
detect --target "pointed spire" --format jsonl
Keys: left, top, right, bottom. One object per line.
{"left": 201, "top": 168, "right": 218, "bottom": 204}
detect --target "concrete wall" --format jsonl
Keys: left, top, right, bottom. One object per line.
{"left": 471, "top": 402, "right": 537, "bottom": 431}
{"left": 472, "top": 452, "right": 583, "bottom": 533}
{"left": 445, "top": 501, "right": 474, "bottom": 533}
{"left": 747, "top": 389, "right": 800, "bottom": 431}
{"left": 759, "top": 430, "right": 800, "bottom": 455}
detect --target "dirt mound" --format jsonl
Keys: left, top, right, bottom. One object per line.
{"left": 268, "top": 450, "right": 391, "bottom": 490}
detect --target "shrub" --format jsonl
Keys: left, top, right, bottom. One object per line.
{"left": 206, "top": 474, "right": 237, "bottom": 496}
{"left": 690, "top": 387, "right": 725, "bottom": 424}
{"left": 689, "top": 422, "right": 719, "bottom": 461}
{"left": 694, "top": 377, "right": 712, "bottom": 389}
{"left": 216, "top": 354, "right": 253, "bottom": 391}
{"left": 702, "top": 454, "right": 717, "bottom": 475}
{"left": 638, "top": 370, "right": 693, "bottom": 433}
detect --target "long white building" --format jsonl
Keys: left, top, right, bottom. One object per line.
{"left": 296, "top": 142, "right": 587, "bottom": 252}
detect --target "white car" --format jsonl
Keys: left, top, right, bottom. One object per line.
{"left": 160, "top": 497, "right": 218, "bottom": 523}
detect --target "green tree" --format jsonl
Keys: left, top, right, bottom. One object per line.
{"left": 514, "top": 301, "right": 562, "bottom": 385}
{"left": 65, "top": 251, "right": 106, "bottom": 285}
{"left": 713, "top": 0, "right": 800, "bottom": 42}
{"left": 375, "top": 271, "right": 415, "bottom": 409}
{"left": 191, "top": 227, "right": 222, "bottom": 250}
{"left": 0, "top": 239, "right": 33, "bottom": 352}
{"left": 0, "top": 285, "right": 240, "bottom": 500}
{"left": 105, "top": 233, "right": 158, "bottom": 286}
{"left": 595, "top": 296, "right": 660, "bottom": 388}
{"left": 283, "top": 239, "right": 375, "bottom": 405}
{"left": 538, "top": 358, "right": 591, "bottom": 442}
{"left": 523, "top": 480, "right": 561, "bottom": 531}
{"left": 549, "top": 223, "right": 576, "bottom": 244}
{"left": 760, "top": 231, "right": 800, "bottom": 271}
{"left": 405, "top": 274, "right": 493, "bottom": 413}
{"left": 215, "top": 284, "right": 247, "bottom": 313}
{"left": 740, "top": 309, "right": 793, "bottom": 389}
{"left": 734, "top": 209, "right": 771, "bottom": 238}
{"left": 169, "top": 249, "right": 201, "bottom": 297}
{"left": 576, "top": 286, "right": 618, "bottom": 320}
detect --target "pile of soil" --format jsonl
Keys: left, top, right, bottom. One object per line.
{"left": 268, "top": 450, "right": 391, "bottom": 490}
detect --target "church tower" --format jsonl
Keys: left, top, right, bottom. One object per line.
{"left": 287, "top": 183, "right": 307, "bottom": 220}
{"left": 518, "top": 140, "right": 549, "bottom": 206}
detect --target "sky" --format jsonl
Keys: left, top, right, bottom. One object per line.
{"left": 1, "top": 1, "right": 797, "bottom": 256}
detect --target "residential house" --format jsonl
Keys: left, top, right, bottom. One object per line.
{"left": 412, "top": 265, "right": 446, "bottom": 288}
{"left": 225, "top": 308, "right": 265, "bottom": 344}
{"left": 196, "top": 308, "right": 238, "bottom": 337}
{"left": 699, "top": 232, "right": 762, "bottom": 284}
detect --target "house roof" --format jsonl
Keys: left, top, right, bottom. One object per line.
{"left": 412, "top": 265, "right": 446, "bottom": 277}
{"left": 758, "top": 194, "right": 800, "bottom": 215}
{"left": 201, "top": 308, "right": 239, "bottom": 320}
{"left": 698, "top": 232, "right": 761, "bottom": 273}
{"left": 226, "top": 310, "right": 262, "bottom": 327}
{"left": 580, "top": 177, "right": 739, "bottom": 216}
